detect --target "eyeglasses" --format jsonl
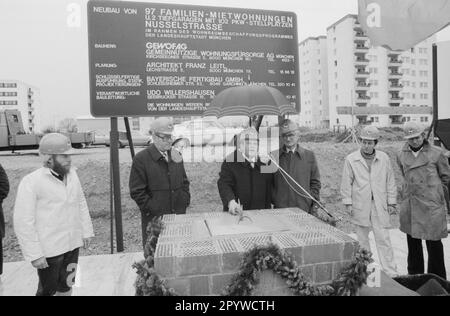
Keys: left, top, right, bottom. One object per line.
{"left": 282, "top": 133, "right": 297, "bottom": 139}
{"left": 154, "top": 133, "right": 173, "bottom": 142}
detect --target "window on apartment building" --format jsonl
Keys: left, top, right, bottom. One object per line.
{"left": 420, "top": 82, "right": 428, "bottom": 88}
{"left": 411, "top": 82, "right": 416, "bottom": 88}
{"left": 419, "top": 48, "right": 428, "bottom": 54}
{"left": 403, "top": 69, "right": 410, "bottom": 75}
{"left": 411, "top": 48, "right": 415, "bottom": 53}
{"left": 369, "top": 79, "right": 378, "bottom": 86}
{"left": 334, "top": 49, "right": 337, "bottom": 55}
{"left": 318, "top": 70, "right": 321, "bottom": 75}
{"left": 412, "top": 93, "right": 416, "bottom": 99}
{"left": 335, "top": 83, "right": 338, "bottom": 89}
{"left": 334, "top": 61, "right": 338, "bottom": 67}
{"left": 411, "top": 70, "right": 416, "bottom": 76}
{"left": 370, "top": 92, "right": 379, "bottom": 98}
{"left": 420, "top": 93, "right": 428, "bottom": 100}
{"left": 411, "top": 59, "right": 416, "bottom": 65}
{"left": 0, "top": 101, "right": 18, "bottom": 105}
{"left": 420, "top": 70, "right": 429, "bottom": 77}
{"left": 420, "top": 59, "right": 428, "bottom": 65}
{"left": 369, "top": 67, "right": 378, "bottom": 74}
{"left": 4, "top": 83, "right": 17, "bottom": 88}
{"left": 318, "top": 59, "right": 321, "bottom": 65}
{"left": 132, "top": 118, "right": 140, "bottom": 131}
{"left": 335, "top": 95, "right": 339, "bottom": 101}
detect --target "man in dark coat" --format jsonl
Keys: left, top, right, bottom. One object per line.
{"left": 0, "top": 163, "right": 10, "bottom": 276}
{"left": 271, "top": 120, "right": 321, "bottom": 214}
{"left": 129, "top": 118, "right": 190, "bottom": 249}
{"left": 397, "top": 122, "right": 450, "bottom": 279}
{"left": 218, "top": 128, "right": 273, "bottom": 214}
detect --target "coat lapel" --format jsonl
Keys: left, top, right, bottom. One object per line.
{"left": 401, "top": 143, "right": 430, "bottom": 172}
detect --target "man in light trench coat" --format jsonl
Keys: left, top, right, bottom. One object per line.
{"left": 341, "top": 126, "right": 398, "bottom": 277}
{"left": 397, "top": 122, "right": 450, "bottom": 280}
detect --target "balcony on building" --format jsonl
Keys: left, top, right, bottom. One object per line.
{"left": 389, "top": 70, "right": 403, "bottom": 79}
{"left": 355, "top": 81, "right": 371, "bottom": 91}
{"left": 390, "top": 93, "right": 404, "bottom": 102}
{"left": 355, "top": 68, "right": 370, "bottom": 78}
{"left": 353, "top": 20, "right": 362, "bottom": 31}
{"left": 389, "top": 101, "right": 401, "bottom": 107}
{"left": 354, "top": 30, "right": 367, "bottom": 40}
{"left": 355, "top": 43, "right": 369, "bottom": 53}
{"left": 390, "top": 115, "right": 404, "bottom": 125}
{"left": 355, "top": 56, "right": 369, "bottom": 65}
{"left": 388, "top": 57, "right": 403, "bottom": 66}
{"left": 389, "top": 82, "right": 404, "bottom": 91}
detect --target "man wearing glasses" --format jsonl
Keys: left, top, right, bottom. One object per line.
{"left": 129, "top": 117, "right": 190, "bottom": 249}
{"left": 271, "top": 120, "right": 322, "bottom": 214}
{"left": 218, "top": 127, "right": 274, "bottom": 215}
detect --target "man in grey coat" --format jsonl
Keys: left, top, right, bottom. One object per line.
{"left": 271, "top": 120, "right": 321, "bottom": 214}
{"left": 397, "top": 122, "right": 450, "bottom": 280}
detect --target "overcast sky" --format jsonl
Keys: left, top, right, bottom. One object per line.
{"left": 1, "top": 0, "right": 449, "bottom": 129}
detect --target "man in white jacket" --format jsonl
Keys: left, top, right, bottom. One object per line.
{"left": 341, "top": 126, "right": 398, "bottom": 277}
{"left": 14, "top": 133, "right": 94, "bottom": 296}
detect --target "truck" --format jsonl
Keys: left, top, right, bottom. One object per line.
{"left": 0, "top": 110, "right": 94, "bottom": 151}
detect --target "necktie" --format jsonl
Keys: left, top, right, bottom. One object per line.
{"left": 162, "top": 151, "right": 169, "bottom": 162}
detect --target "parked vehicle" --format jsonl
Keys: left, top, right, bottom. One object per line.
{"left": 0, "top": 110, "right": 94, "bottom": 151}
{"left": 173, "top": 119, "right": 243, "bottom": 146}
{"left": 105, "top": 131, "right": 152, "bottom": 148}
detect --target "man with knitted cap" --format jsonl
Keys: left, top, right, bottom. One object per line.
{"left": 14, "top": 133, "right": 94, "bottom": 296}
{"left": 341, "top": 126, "right": 398, "bottom": 277}
{"left": 396, "top": 122, "right": 450, "bottom": 279}
{"left": 129, "top": 117, "right": 190, "bottom": 250}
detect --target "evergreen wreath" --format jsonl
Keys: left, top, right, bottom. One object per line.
{"left": 134, "top": 218, "right": 373, "bottom": 296}
{"left": 133, "top": 218, "right": 177, "bottom": 296}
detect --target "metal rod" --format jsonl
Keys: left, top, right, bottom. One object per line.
{"left": 432, "top": 44, "right": 439, "bottom": 146}
{"left": 124, "top": 117, "right": 135, "bottom": 159}
{"left": 110, "top": 117, "right": 124, "bottom": 252}
{"left": 268, "top": 154, "right": 335, "bottom": 219}
{"left": 109, "top": 151, "right": 114, "bottom": 254}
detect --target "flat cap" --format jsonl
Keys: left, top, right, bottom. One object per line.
{"left": 150, "top": 117, "right": 174, "bottom": 135}
{"left": 280, "top": 119, "right": 299, "bottom": 135}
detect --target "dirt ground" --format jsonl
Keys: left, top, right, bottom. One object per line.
{"left": 0, "top": 141, "right": 414, "bottom": 262}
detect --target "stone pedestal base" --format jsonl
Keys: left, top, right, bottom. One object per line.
{"left": 155, "top": 208, "right": 358, "bottom": 296}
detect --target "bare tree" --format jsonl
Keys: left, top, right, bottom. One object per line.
{"left": 58, "top": 118, "right": 78, "bottom": 133}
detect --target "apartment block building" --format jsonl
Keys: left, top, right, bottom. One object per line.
{"left": 298, "top": 36, "right": 330, "bottom": 128}
{"left": 0, "top": 80, "right": 40, "bottom": 132}
{"left": 326, "top": 14, "right": 434, "bottom": 129}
